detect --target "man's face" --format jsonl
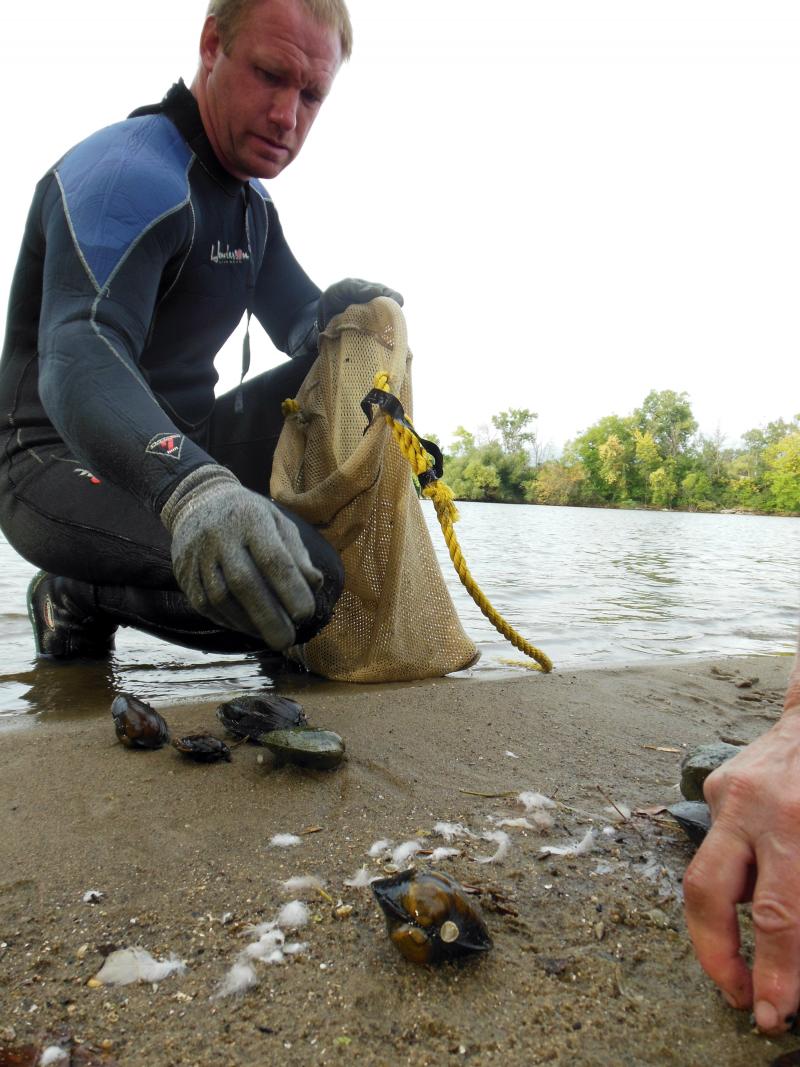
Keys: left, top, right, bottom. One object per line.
{"left": 199, "top": 0, "right": 341, "bottom": 180}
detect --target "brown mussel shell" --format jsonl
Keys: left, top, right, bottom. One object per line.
{"left": 171, "top": 734, "right": 232, "bottom": 762}
{"left": 111, "top": 693, "right": 170, "bottom": 749}
{"left": 215, "top": 693, "right": 307, "bottom": 741}
{"left": 372, "top": 869, "right": 492, "bottom": 965}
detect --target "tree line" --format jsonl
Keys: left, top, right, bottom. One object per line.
{"left": 430, "top": 390, "right": 800, "bottom": 514}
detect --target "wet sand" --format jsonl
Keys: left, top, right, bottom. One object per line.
{"left": 0, "top": 655, "right": 796, "bottom": 1066}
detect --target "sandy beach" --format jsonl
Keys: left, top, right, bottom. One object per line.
{"left": 0, "top": 654, "right": 796, "bottom": 1066}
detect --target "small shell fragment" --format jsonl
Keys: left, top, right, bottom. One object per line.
{"left": 440, "top": 921, "right": 460, "bottom": 943}
{"left": 171, "top": 734, "right": 232, "bottom": 762}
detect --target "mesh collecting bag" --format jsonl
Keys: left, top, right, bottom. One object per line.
{"left": 270, "top": 297, "right": 478, "bottom": 682}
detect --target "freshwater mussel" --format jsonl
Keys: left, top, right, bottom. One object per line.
{"left": 111, "top": 693, "right": 170, "bottom": 750}
{"left": 372, "top": 869, "right": 493, "bottom": 965}
{"left": 172, "top": 734, "right": 232, "bottom": 763}
{"left": 260, "top": 727, "right": 345, "bottom": 770}
{"left": 667, "top": 800, "right": 711, "bottom": 847}
{"left": 216, "top": 693, "right": 307, "bottom": 740}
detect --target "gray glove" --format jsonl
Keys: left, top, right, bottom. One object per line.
{"left": 161, "top": 465, "right": 322, "bottom": 650}
{"left": 317, "top": 278, "right": 404, "bottom": 331}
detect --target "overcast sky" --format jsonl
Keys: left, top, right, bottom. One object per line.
{"left": 3, "top": 1, "right": 799, "bottom": 455}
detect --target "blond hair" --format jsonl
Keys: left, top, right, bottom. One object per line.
{"left": 207, "top": 0, "right": 352, "bottom": 61}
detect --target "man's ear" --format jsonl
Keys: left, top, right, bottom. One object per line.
{"left": 199, "top": 15, "right": 223, "bottom": 73}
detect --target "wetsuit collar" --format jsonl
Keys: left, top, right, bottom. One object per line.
{"left": 129, "top": 80, "right": 245, "bottom": 197}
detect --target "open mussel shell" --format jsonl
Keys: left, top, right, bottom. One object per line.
{"left": 111, "top": 693, "right": 170, "bottom": 749}
{"left": 666, "top": 801, "right": 711, "bottom": 847}
{"left": 259, "top": 727, "right": 345, "bottom": 770}
{"left": 172, "top": 734, "right": 232, "bottom": 763}
{"left": 372, "top": 869, "right": 492, "bottom": 965}
{"left": 215, "top": 693, "right": 307, "bottom": 741}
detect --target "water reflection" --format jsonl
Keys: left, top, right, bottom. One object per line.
{"left": 1, "top": 504, "right": 798, "bottom": 718}
{"left": 0, "top": 645, "right": 319, "bottom": 721}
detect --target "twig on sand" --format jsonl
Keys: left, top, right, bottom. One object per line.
{"left": 458, "top": 789, "right": 517, "bottom": 799}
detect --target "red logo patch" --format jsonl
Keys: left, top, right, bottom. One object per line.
{"left": 146, "top": 433, "right": 185, "bottom": 460}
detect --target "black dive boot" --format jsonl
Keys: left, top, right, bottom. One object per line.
{"left": 26, "top": 571, "right": 118, "bottom": 659}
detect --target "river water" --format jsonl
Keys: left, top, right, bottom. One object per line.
{"left": 1, "top": 503, "right": 797, "bottom": 721}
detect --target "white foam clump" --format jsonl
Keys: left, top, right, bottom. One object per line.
{"left": 39, "top": 1049, "right": 69, "bottom": 1067}
{"left": 284, "top": 941, "right": 308, "bottom": 956}
{"left": 243, "top": 928, "right": 285, "bottom": 961}
{"left": 516, "top": 791, "right": 557, "bottom": 829}
{"left": 368, "top": 839, "right": 393, "bottom": 857}
{"left": 475, "top": 830, "right": 511, "bottom": 865}
{"left": 517, "top": 791, "right": 556, "bottom": 812}
{"left": 276, "top": 900, "right": 310, "bottom": 929}
{"left": 212, "top": 960, "right": 258, "bottom": 1000}
{"left": 344, "top": 866, "right": 379, "bottom": 888}
{"left": 391, "top": 840, "right": 422, "bottom": 866}
{"left": 429, "top": 847, "right": 460, "bottom": 862}
{"left": 280, "top": 875, "right": 325, "bottom": 895}
{"left": 269, "top": 833, "right": 303, "bottom": 848}
{"left": 94, "top": 947, "right": 187, "bottom": 986}
{"left": 433, "top": 822, "right": 475, "bottom": 842}
{"left": 541, "top": 829, "right": 596, "bottom": 858}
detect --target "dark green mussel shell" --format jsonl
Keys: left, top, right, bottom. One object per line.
{"left": 259, "top": 727, "right": 345, "bottom": 769}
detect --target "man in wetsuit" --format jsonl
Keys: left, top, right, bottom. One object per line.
{"left": 0, "top": 0, "right": 399, "bottom": 658}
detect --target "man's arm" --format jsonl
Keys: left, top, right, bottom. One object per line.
{"left": 36, "top": 162, "right": 213, "bottom": 512}
{"left": 684, "top": 636, "right": 800, "bottom": 1033}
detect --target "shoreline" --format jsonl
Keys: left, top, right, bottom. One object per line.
{"left": 1, "top": 654, "right": 796, "bottom": 1065}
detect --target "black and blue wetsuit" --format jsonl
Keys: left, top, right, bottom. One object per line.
{"left": 0, "top": 81, "right": 341, "bottom": 651}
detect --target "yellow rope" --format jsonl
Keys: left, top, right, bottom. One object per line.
{"left": 371, "top": 373, "right": 553, "bottom": 673}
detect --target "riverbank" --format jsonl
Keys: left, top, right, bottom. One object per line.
{"left": 0, "top": 655, "right": 796, "bottom": 1066}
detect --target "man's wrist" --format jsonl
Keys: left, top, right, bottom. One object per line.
{"left": 161, "top": 464, "right": 239, "bottom": 531}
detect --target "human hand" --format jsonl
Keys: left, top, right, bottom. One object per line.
{"left": 683, "top": 659, "right": 800, "bottom": 1034}
{"left": 317, "top": 278, "right": 403, "bottom": 331}
{"left": 161, "top": 465, "right": 322, "bottom": 650}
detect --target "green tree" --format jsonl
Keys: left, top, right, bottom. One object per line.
{"left": 491, "top": 408, "right": 538, "bottom": 454}
{"left": 763, "top": 433, "right": 800, "bottom": 512}
{"left": 635, "top": 390, "right": 697, "bottom": 460}
{"left": 450, "top": 425, "right": 476, "bottom": 457}
{"left": 598, "top": 433, "right": 629, "bottom": 497}
{"left": 632, "top": 429, "right": 661, "bottom": 503}
{"left": 649, "top": 464, "right": 678, "bottom": 508}
{"left": 528, "top": 461, "right": 587, "bottom": 505}
{"left": 461, "top": 459, "right": 501, "bottom": 500}
{"left": 569, "top": 414, "right": 636, "bottom": 503}
{"left": 680, "top": 471, "right": 714, "bottom": 511}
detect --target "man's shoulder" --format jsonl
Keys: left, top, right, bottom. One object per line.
{"left": 53, "top": 115, "right": 195, "bottom": 290}
{"left": 56, "top": 114, "right": 194, "bottom": 200}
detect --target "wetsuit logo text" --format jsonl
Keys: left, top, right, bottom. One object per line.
{"left": 210, "top": 241, "right": 250, "bottom": 265}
